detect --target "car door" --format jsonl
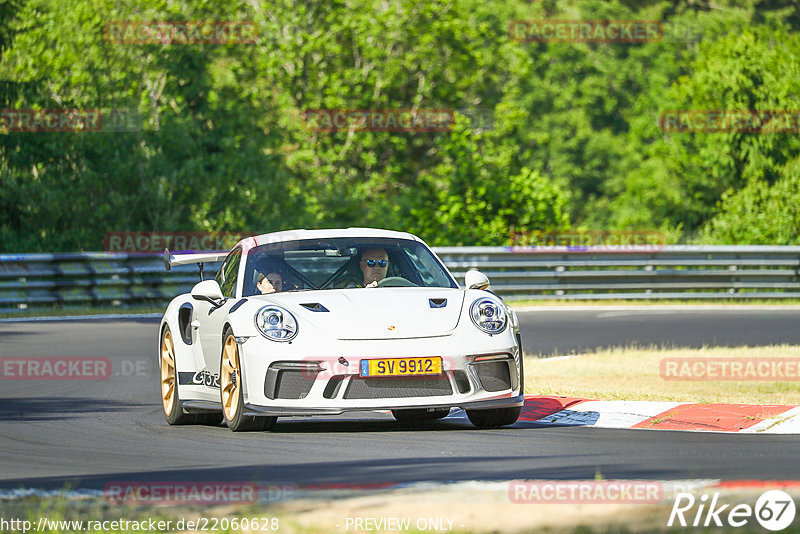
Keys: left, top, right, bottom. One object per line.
{"left": 197, "top": 247, "right": 241, "bottom": 381}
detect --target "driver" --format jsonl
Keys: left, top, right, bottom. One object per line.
{"left": 359, "top": 247, "right": 389, "bottom": 288}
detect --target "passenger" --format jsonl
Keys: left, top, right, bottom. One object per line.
{"left": 257, "top": 271, "right": 284, "bottom": 294}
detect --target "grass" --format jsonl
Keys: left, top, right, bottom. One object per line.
{"left": 6, "top": 458, "right": 800, "bottom": 534}
{"left": 7, "top": 492, "right": 800, "bottom": 534}
{"left": 525, "top": 344, "right": 800, "bottom": 404}
{"left": 0, "top": 495, "right": 284, "bottom": 534}
{"left": 0, "top": 495, "right": 170, "bottom": 534}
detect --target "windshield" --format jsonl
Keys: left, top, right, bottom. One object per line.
{"left": 241, "top": 238, "right": 457, "bottom": 297}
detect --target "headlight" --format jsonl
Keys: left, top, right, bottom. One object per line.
{"left": 255, "top": 306, "right": 298, "bottom": 342}
{"left": 470, "top": 298, "right": 507, "bottom": 335}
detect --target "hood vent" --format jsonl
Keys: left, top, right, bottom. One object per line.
{"left": 429, "top": 298, "right": 447, "bottom": 308}
{"left": 300, "top": 302, "right": 330, "bottom": 313}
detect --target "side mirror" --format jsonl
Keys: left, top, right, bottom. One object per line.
{"left": 191, "top": 280, "right": 225, "bottom": 306}
{"left": 465, "top": 269, "right": 490, "bottom": 290}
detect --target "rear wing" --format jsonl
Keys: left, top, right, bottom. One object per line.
{"left": 163, "top": 248, "right": 228, "bottom": 279}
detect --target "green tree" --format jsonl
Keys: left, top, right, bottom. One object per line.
{"left": 619, "top": 24, "right": 800, "bottom": 241}
{"left": 408, "top": 117, "right": 570, "bottom": 245}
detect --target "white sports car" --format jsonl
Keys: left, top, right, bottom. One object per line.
{"left": 158, "top": 228, "right": 523, "bottom": 431}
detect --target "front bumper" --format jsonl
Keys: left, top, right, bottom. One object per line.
{"left": 243, "top": 394, "right": 525, "bottom": 417}
{"left": 236, "top": 333, "right": 523, "bottom": 417}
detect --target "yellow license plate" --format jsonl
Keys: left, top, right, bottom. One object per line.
{"left": 360, "top": 357, "right": 442, "bottom": 377}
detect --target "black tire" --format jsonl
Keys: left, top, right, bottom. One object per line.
{"left": 516, "top": 332, "right": 525, "bottom": 392}
{"left": 391, "top": 408, "right": 451, "bottom": 422}
{"left": 160, "top": 326, "right": 196, "bottom": 425}
{"left": 161, "top": 325, "right": 224, "bottom": 426}
{"left": 220, "top": 327, "right": 277, "bottom": 432}
{"left": 466, "top": 406, "right": 521, "bottom": 428}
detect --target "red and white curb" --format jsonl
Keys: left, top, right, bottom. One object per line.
{"left": 447, "top": 395, "right": 800, "bottom": 433}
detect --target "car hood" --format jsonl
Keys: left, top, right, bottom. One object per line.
{"left": 253, "top": 287, "right": 465, "bottom": 340}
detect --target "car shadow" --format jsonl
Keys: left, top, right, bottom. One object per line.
{"left": 268, "top": 417, "right": 476, "bottom": 433}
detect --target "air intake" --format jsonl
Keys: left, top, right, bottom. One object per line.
{"left": 429, "top": 298, "right": 447, "bottom": 308}
{"left": 344, "top": 376, "right": 453, "bottom": 399}
{"left": 474, "top": 361, "right": 512, "bottom": 392}
{"left": 300, "top": 302, "right": 329, "bottom": 312}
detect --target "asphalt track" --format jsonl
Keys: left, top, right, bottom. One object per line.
{"left": 2, "top": 308, "right": 800, "bottom": 492}
{"left": 518, "top": 307, "right": 800, "bottom": 356}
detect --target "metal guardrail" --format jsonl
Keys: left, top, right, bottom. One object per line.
{"left": 436, "top": 245, "right": 800, "bottom": 300}
{"left": 0, "top": 252, "right": 211, "bottom": 312}
{"left": 2, "top": 246, "right": 800, "bottom": 312}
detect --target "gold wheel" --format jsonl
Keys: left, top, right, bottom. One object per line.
{"left": 161, "top": 329, "right": 176, "bottom": 416}
{"left": 220, "top": 334, "right": 240, "bottom": 422}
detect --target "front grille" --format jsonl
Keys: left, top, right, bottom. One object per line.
{"left": 265, "top": 367, "right": 318, "bottom": 400}
{"left": 475, "top": 361, "right": 512, "bottom": 392}
{"left": 453, "top": 370, "right": 471, "bottom": 394}
{"left": 274, "top": 370, "right": 316, "bottom": 399}
{"left": 343, "top": 376, "right": 453, "bottom": 399}
{"left": 323, "top": 376, "right": 345, "bottom": 399}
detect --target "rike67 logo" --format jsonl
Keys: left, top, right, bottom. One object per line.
{"left": 669, "top": 490, "right": 796, "bottom": 531}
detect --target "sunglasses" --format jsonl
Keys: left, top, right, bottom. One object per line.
{"left": 364, "top": 259, "right": 388, "bottom": 267}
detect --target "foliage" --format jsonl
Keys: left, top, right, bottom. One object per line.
{"left": 0, "top": 0, "right": 797, "bottom": 251}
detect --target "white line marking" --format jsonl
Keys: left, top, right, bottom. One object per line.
{"left": 0, "top": 313, "right": 161, "bottom": 323}
{"left": 743, "top": 406, "right": 800, "bottom": 434}
{"left": 515, "top": 305, "right": 800, "bottom": 312}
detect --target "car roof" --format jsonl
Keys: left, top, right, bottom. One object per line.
{"left": 241, "top": 227, "right": 423, "bottom": 249}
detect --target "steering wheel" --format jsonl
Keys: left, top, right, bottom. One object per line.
{"left": 376, "top": 276, "right": 417, "bottom": 287}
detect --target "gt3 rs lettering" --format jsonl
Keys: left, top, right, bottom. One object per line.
{"left": 194, "top": 369, "right": 220, "bottom": 388}
{"left": 178, "top": 369, "right": 220, "bottom": 388}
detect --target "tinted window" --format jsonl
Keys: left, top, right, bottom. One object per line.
{"left": 242, "top": 238, "right": 457, "bottom": 296}
{"left": 215, "top": 247, "right": 242, "bottom": 298}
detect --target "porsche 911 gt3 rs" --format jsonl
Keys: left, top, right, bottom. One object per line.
{"left": 158, "top": 228, "right": 523, "bottom": 431}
